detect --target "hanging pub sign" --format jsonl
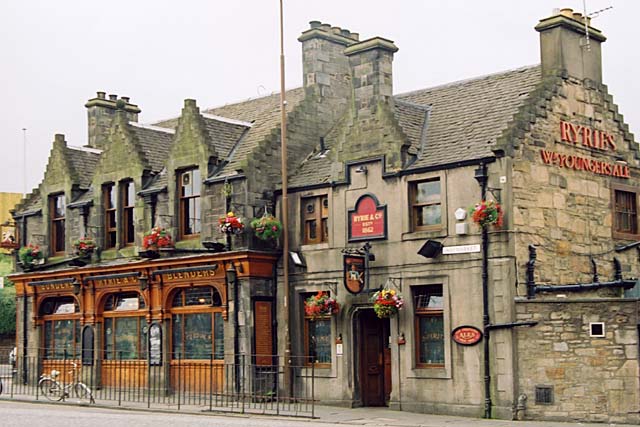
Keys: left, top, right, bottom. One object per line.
{"left": 344, "top": 255, "right": 366, "bottom": 294}
{"left": 451, "top": 325, "right": 483, "bottom": 346}
{"left": 348, "top": 194, "right": 387, "bottom": 242}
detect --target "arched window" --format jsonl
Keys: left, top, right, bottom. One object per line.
{"left": 40, "top": 297, "right": 80, "bottom": 360}
{"left": 171, "top": 286, "right": 224, "bottom": 360}
{"left": 103, "top": 292, "right": 147, "bottom": 360}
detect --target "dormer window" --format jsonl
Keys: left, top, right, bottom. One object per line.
{"left": 49, "top": 194, "right": 65, "bottom": 255}
{"left": 178, "top": 168, "right": 201, "bottom": 239}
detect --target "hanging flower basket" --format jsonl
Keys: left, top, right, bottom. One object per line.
{"left": 142, "top": 227, "right": 173, "bottom": 251}
{"left": 304, "top": 291, "right": 340, "bottom": 318}
{"left": 19, "top": 244, "right": 43, "bottom": 267}
{"left": 469, "top": 200, "right": 503, "bottom": 228}
{"left": 72, "top": 237, "right": 96, "bottom": 258}
{"left": 218, "top": 212, "right": 245, "bottom": 235}
{"left": 371, "top": 288, "right": 404, "bottom": 318}
{"left": 250, "top": 214, "right": 282, "bottom": 241}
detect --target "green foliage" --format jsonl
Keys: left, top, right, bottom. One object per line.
{"left": 250, "top": 215, "right": 282, "bottom": 241}
{"left": 0, "top": 285, "right": 16, "bottom": 335}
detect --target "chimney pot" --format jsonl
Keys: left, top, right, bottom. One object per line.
{"left": 340, "top": 29, "right": 351, "bottom": 37}
{"left": 572, "top": 12, "right": 583, "bottom": 21}
{"left": 560, "top": 8, "right": 573, "bottom": 17}
{"left": 350, "top": 32, "right": 359, "bottom": 41}
{"left": 108, "top": 94, "right": 117, "bottom": 101}
{"left": 331, "top": 26, "right": 341, "bottom": 35}
{"left": 97, "top": 91, "right": 106, "bottom": 99}
{"left": 121, "top": 96, "right": 130, "bottom": 103}
{"left": 320, "top": 23, "right": 331, "bottom": 31}
{"left": 309, "top": 20, "right": 321, "bottom": 29}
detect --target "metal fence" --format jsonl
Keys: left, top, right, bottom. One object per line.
{"left": 0, "top": 347, "right": 315, "bottom": 417}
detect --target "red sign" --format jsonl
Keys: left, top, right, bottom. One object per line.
{"left": 452, "top": 326, "right": 483, "bottom": 346}
{"left": 348, "top": 194, "right": 387, "bottom": 242}
{"left": 560, "top": 120, "right": 617, "bottom": 152}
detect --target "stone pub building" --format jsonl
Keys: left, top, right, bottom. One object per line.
{"left": 9, "top": 8, "right": 640, "bottom": 423}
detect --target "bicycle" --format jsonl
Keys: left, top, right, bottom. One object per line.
{"left": 38, "top": 362, "right": 95, "bottom": 404}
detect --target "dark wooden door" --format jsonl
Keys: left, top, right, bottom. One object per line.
{"left": 360, "top": 310, "right": 390, "bottom": 406}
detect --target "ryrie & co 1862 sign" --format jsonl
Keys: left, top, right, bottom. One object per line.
{"left": 348, "top": 194, "right": 387, "bottom": 242}
{"left": 451, "top": 325, "right": 483, "bottom": 346}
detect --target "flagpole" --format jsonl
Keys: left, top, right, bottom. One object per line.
{"left": 279, "top": 0, "right": 292, "bottom": 396}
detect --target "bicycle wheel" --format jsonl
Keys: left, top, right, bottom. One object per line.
{"left": 74, "top": 382, "right": 94, "bottom": 404}
{"left": 39, "top": 378, "right": 63, "bottom": 401}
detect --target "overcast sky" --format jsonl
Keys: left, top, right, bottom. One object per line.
{"left": 1, "top": 0, "right": 637, "bottom": 195}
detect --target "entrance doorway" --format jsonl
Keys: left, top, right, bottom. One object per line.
{"left": 358, "top": 309, "right": 391, "bottom": 406}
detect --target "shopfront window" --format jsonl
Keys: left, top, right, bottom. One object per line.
{"left": 302, "top": 292, "right": 331, "bottom": 366}
{"left": 413, "top": 285, "right": 444, "bottom": 367}
{"left": 171, "top": 286, "right": 224, "bottom": 360}
{"left": 103, "top": 292, "right": 147, "bottom": 360}
{"left": 40, "top": 297, "right": 80, "bottom": 359}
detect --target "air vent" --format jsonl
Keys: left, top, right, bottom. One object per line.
{"left": 590, "top": 322, "right": 605, "bottom": 337}
{"left": 535, "top": 385, "right": 554, "bottom": 405}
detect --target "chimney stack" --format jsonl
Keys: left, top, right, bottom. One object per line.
{"left": 344, "top": 37, "right": 399, "bottom": 118}
{"left": 85, "top": 92, "right": 141, "bottom": 150}
{"left": 535, "top": 8, "right": 606, "bottom": 83}
{"left": 298, "top": 21, "right": 358, "bottom": 129}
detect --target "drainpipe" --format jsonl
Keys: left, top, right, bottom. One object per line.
{"left": 474, "top": 163, "right": 491, "bottom": 419}
{"left": 22, "top": 288, "right": 28, "bottom": 384}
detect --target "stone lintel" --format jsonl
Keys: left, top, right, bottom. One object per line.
{"left": 344, "top": 36, "right": 399, "bottom": 56}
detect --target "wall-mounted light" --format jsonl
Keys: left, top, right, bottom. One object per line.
{"left": 354, "top": 165, "right": 368, "bottom": 174}
{"left": 290, "top": 251, "right": 306, "bottom": 267}
{"left": 418, "top": 240, "right": 443, "bottom": 259}
{"left": 72, "top": 280, "right": 81, "bottom": 296}
{"left": 226, "top": 263, "right": 237, "bottom": 283}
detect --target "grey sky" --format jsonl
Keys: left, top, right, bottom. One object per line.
{"left": 1, "top": 0, "right": 637, "bottom": 195}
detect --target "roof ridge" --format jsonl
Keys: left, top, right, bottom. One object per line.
{"left": 129, "top": 121, "right": 176, "bottom": 134}
{"left": 396, "top": 64, "right": 540, "bottom": 98}
{"left": 201, "top": 113, "right": 253, "bottom": 128}
{"left": 66, "top": 145, "right": 102, "bottom": 154}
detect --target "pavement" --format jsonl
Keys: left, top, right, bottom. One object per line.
{"left": 1, "top": 397, "right": 636, "bottom": 427}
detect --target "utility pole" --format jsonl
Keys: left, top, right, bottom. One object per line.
{"left": 22, "top": 128, "right": 27, "bottom": 196}
{"left": 278, "top": 0, "right": 292, "bottom": 396}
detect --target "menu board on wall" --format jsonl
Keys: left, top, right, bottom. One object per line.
{"left": 149, "top": 323, "right": 162, "bottom": 366}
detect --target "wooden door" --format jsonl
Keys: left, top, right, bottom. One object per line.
{"left": 359, "top": 310, "right": 390, "bottom": 406}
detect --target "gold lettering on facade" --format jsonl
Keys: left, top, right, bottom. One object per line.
{"left": 163, "top": 269, "right": 216, "bottom": 282}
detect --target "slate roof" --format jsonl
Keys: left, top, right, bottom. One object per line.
{"left": 68, "top": 187, "right": 93, "bottom": 208}
{"left": 66, "top": 146, "right": 101, "bottom": 188}
{"left": 204, "top": 88, "right": 306, "bottom": 174}
{"left": 201, "top": 115, "right": 250, "bottom": 159}
{"left": 288, "top": 65, "right": 542, "bottom": 188}
{"left": 398, "top": 65, "right": 541, "bottom": 169}
{"left": 128, "top": 123, "right": 175, "bottom": 173}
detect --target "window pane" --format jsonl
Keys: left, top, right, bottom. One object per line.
{"left": 114, "top": 317, "right": 139, "bottom": 360}
{"left": 418, "top": 316, "right": 444, "bottom": 365}
{"left": 184, "top": 313, "right": 212, "bottom": 359}
{"left": 140, "top": 320, "right": 148, "bottom": 358}
{"left": 615, "top": 190, "right": 637, "bottom": 234}
{"left": 104, "top": 318, "right": 113, "bottom": 360}
{"left": 188, "top": 198, "right": 201, "bottom": 234}
{"left": 125, "top": 208, "right": 135, "bottom": 243}
{"left": 54, "top": 319, "right": 75, "bottom": 359}
{"left": 185, "top": 287, "right": 212, "bottom": 306}
{"left": 308, "top": 220, "right": 317, "bottom": 240}
{"left": 115, "top": 295, "right": 140, "bottom": 311}
{"left": 54, "top": 219, "right": 65, "bottom": 252}
{"left": 44, "top": 321, "right": 53, "bottom": 359}
{"left": 75, "top": 321, "right": 81, "bottom": 357}
{"left": 214, "top": 312, "right": 224, "bottom": 360}
{"left": 309, "top": 319, "right": 331, "bottom": 364}
{"left": 415, "top": 181, "right": 440, "bottom": 204}
{"left": 417, "top": 205, "right": 441, "bottom": 226}
{"left": 172, "top": 314, "right": 183, "bottom": 358}
{"left": 126, "top": 182, "right": 135, "bottom": 206}
{"left": 192, "top": 169, "right": 201, "bottom": 196}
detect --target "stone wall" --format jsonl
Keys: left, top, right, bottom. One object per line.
{"left": 510, "top": 75, "right": 640, "bottom": 290}
{"left": 515, "top": 299, "right": 640, "bottom": 424}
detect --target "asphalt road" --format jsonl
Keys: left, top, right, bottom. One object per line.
{"left": 0, "top": 400, "right": 327, "bottom": 427}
